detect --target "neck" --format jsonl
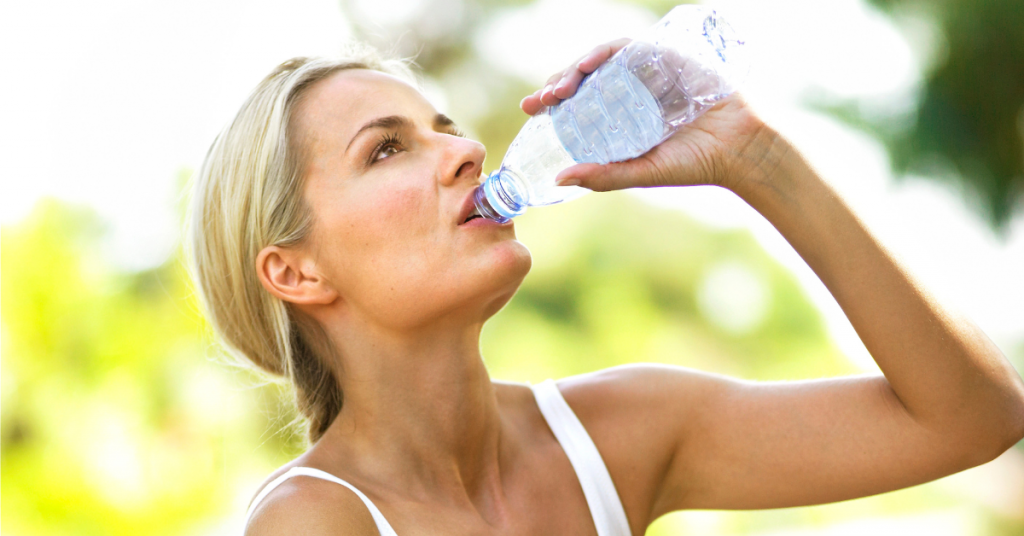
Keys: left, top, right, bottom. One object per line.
{"left": 317, "top": 311, "right": 508, "bottom": 506}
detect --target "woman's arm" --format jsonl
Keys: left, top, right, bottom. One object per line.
{"left": 722, "top": 126, "right": 1024, "bottom": 463}
{"left": 534, "top": 41, "right": 1024, "bottom": 527}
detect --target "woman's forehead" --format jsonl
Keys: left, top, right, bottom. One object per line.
{"left": 298, "top": 69, "right": 434, "bottom": 136}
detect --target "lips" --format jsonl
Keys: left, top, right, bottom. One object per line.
{"left": 457, "top": 189, "right": 483, "bottom": 225}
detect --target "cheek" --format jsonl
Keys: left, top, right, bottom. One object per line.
{"left": 381, "top": 185, "right": 430, "bottom": 226}
{"left": 335, "top": 178, "right": 433, "bottom": 244}
{"left": 361, "top": 184, "right": 434, "bottom": 253}
{"left": 318, "top": 179, "right": 438, "bottom": 291}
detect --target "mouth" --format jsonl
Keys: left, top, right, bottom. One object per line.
{"left": 457, "top": 186, "right": 512, "bottom": 227}
{"left": 458, "top": 189, "right": 484, "bottom": 225}
{"left": 463, "top": 207, "right": 483, "bottom": 224}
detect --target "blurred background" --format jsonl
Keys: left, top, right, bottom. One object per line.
{"left": 2, "top": 0, "right": 1023, "bottom": 534}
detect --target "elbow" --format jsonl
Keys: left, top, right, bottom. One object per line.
{"left": 957, "top": 425, "right": 1022, "bottom": 472}
{"left": 975, "top": 347, "right": 1024, "bottom": 465}
{"left": 966, "top": 387, "right": 1024, "bottom": 468}
{"left": 1001, "top": 390, "right": 1024, "bottom": 452}
{"left": 948, "top": 380, "right": 1024, "bottom": 470}
{"left": 1002, "top": 374, "right": 1024, "bottom": 450}
{"left": 993, "top": 414, "right": 1024, "bottom": 462}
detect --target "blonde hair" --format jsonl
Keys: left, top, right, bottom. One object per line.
{"left": 186, "top": 44, "right": 415, "bottom": 443}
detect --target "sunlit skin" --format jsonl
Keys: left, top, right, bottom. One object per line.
{"left": 248, "top": 43, "right": 1024, "bottom": 535}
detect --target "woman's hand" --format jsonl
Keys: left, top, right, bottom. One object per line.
{"left": 521, "top": 39, "right": 776, "bottom": 194}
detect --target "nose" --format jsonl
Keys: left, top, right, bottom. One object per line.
{"left": 438, "top": 134, "right": 486, "bottom": 187}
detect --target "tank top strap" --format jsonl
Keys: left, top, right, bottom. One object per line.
{"left": 243, "top": 466, "right": 398, "bottom": 536}
{"left": 531, "top": 379, "right": 632, "bottom": 536}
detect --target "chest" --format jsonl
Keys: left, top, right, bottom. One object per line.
{"left": 375, "top": 445, "right": 601, "bottom": 536}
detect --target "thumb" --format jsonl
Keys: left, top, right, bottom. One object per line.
{"left": 555, "top": 161, "right": 642, "bottom": 192}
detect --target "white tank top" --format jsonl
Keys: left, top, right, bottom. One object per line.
{"left": 242, "top": 379, "right": 632, "bottom": 536}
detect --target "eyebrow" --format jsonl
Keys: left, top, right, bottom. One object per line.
{"left": 346, "top": 113, "right": 458, "bottom": 153}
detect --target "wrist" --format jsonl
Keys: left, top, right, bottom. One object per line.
{"left": 721, "top": 125, "right": 815, "bottom": 209}
{"left": 720, "top": 122, "right": 783, "bottom": 190}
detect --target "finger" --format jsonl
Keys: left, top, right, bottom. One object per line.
{"left": 577, "top": 38, "right": 632, "bottom": 74}
{"left": 552, "top": 68, "right": 586, "bottom": 100}
{"left": 530, "top": 38, "right": 633, "bottom": 112}
{"left": 539, "top": 83, "right": 561, "bottom": 106}
{"left": 520, "top": 92, "right": 544, "bottom": 115}
{"left": 546, "top": 69, "right": 567, "bottom": 87}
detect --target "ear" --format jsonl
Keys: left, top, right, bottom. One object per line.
{"left": 255, "top": 245, "right": 339, "bottom": 306}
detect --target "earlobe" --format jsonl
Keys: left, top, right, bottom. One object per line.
{"left": 256, "top": 246, "right": 338, "bottom": 306}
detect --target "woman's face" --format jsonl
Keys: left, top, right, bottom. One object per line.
{"left": 292, "top": 69, "right": 531, "bottom": 330}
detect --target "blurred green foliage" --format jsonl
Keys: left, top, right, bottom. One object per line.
{"left": 5, "top": 0, "right": 1024, "bottom": 534}
{"left": 484, "top": 192, "right": 852, "bottom": 384}
{"left": 863, "top": 0, "right": 1024, "bottom": 228}
{"left": 1, "top": 201, "right": 301, "bottom": 535}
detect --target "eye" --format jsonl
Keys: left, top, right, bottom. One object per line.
{"left": 377, "top": 144, "right": 400, "bottom": 160}
{"left": 448, "top": 127, "right": 468, "bottom": 138}
{"left": 370, "top": 133, "right": 404, "bottom": 164}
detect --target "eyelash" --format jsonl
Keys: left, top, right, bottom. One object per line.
{"left": 367, "top": 128, "right": 468, "bottom": 165}
{"left": 369, "top": 132, "right": 404, "bottom": 165}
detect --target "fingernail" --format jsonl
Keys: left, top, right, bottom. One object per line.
{"left": 557, "top": 177, "right": 580, "bottom": 187}
{"left": 542, "top": 84, "right": 553, "bottom": 97}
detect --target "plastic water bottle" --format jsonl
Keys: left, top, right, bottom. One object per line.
{"left": 473, "top": 5, "right": 749, "bottom": 222}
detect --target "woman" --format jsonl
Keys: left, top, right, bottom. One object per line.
{"left": 187, "top": 41, "right": 1024, "bottom": 535}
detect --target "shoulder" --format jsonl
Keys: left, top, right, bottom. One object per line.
{"left": 555, "top": 363, "right": 738, "bottom": 425}
{"left": 554, "top": 364, "right": 747, "bottom": 466}
{"left": 244, "top": 469, "right": 380, "bottom": 536}
{"left": 550, "top": 365, "right": 742, "bottom": 523}
{"left": 491, "top": 365, "right": 739, "bottom": 435}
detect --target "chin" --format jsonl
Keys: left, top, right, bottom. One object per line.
{"left": 475, "top": 239, "right": 532, "bottom": 317}
{"left": 491, "top": 239, "right": 532, "bottom": 280}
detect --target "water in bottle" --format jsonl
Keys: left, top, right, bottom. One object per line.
{"left": 473, "top": 5, "right": 749, "bottom": 222}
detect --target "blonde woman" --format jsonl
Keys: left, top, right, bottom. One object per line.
{"left": 188, "top": 41, "right": 1024, "bottom": 536}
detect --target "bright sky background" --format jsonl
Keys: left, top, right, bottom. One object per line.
{"left": 2, "top": 0, "right": 1021, "bottom": 371}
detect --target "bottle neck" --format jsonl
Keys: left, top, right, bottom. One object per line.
{"left": 474, "top": 170, "right": 526, "bottom": 222}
